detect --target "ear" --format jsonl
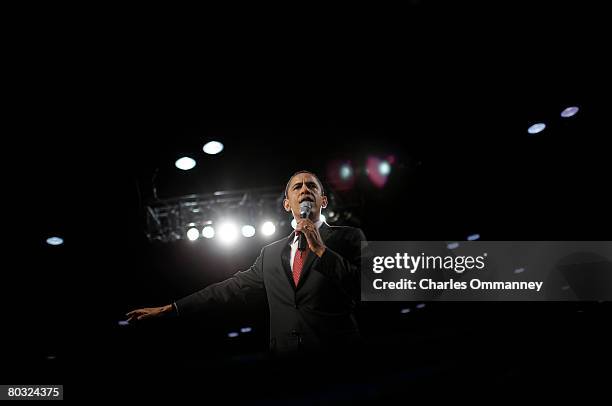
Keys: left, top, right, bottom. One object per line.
{"left": 321, "top": 195, "right": 328, "bottom": 209}
{"left": 283, "top": 198, "right": 291, "bottom": 212}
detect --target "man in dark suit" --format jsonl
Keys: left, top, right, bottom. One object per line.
{"left": 127, "top": 170, "right": 366, "bottom": 354}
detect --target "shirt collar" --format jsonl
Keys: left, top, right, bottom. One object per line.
{"left": 292, "top": 219, "right": 324, "bottom": 230}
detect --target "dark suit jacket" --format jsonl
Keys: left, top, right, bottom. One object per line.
{"left": 175, "top": 223, "right": 366, "bottom": 353}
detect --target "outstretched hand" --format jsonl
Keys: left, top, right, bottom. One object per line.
{"left": 126, "top": 304, "right": 173, "bottom": 322}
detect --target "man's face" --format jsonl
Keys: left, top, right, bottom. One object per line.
{"left": 283, "top": 173, "right": 327, "bottom": 221}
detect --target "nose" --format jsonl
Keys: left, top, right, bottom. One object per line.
{"left": 302, "top": 188, "right": 317, "bottom": 200}
{"left": 298, "top": 182, "right": 311, "bottom": 194}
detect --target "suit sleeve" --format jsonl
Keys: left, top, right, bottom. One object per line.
{"left": 174, "top": 248, "right": 265, "bottom": 316}
{"left": 313, "top": 228, "right": 368, "bottom": 300}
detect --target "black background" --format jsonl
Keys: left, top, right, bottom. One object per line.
{"left": 3, "top": 2, "right": 611, "bottom": 402}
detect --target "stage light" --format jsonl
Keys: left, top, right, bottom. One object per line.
{"left": 240, "top": 327, "right": 252, "bottom": 333}
{"left": 416, "top": 303, "right": 426, "bottom": 309}
{"left": 218, "top": 222, "right": 239, "bottom": 244}
{"left": 202, "top": 225, "right": 215, "bottom": 239}
{"left": 241, "top": 225, "right": 256, "bottom": 238}
{"left": 227, "top": 332, "right": 239, "bottom": 338}
{"left": 175, "top": 157, "right": 196, "bottom": 170}
{"left": 46, "top": 236, "right": 64, "bottom": 246}
{"left": 447, "top": 242, "right": 459, "bottom": 249}
{"left": 379, "top": 161, "right": 391, "bottom": 176}
{"left": 146, "top": 187, "right": 321, "bottom": 243}
{"left": 47, "top": 237, "right": 64, "bottom": 245}
{"left": 467, "top": 234, "right": 480, "bottom": 241}
{"left": 527, "top": 123, "right": 546, "bottom": 134}
{"left": 561, "top": 106, "right": 579, "bottom": 118}
{"left": 366, "top": 156, "right": 391, "bottom": 188}
{"left": 203, "top": 141, "right": 224, "bottom": 155}
{"left": 261, "top": 221, "right": 276, "bottom": 236}
{"left": 400, "top": 308, "right": 411, "bottom": 314}
{"left": 514, "top": 267, "right": 525, "bottom": 274}
{"left": 339, "top": 164, "right": 353, "bottom": 180}
{"left": 327, "top": 160, "right": 356, "bottom": 191}
{"left": 187, "top": 227, "right": 200, "bottom": 241}
{"left": 118, "top": 320, "right": 129, "bottom": 326}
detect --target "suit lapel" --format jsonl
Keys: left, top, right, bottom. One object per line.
{"left": 281, "top": 233, "right": 296, "bottom": 289}
{"left": 318, "top": 222, "right": 332, "bottom": 242}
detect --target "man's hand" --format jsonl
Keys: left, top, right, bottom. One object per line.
{"left": 126, "top": 304, "right": 173, "bottom": 322}
{"left": 295, "top": 219, "right": 326, "bottom": 257}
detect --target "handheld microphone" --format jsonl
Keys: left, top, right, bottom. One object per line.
{"left": 298, "top": 201, "right": 313, "bottom": 251}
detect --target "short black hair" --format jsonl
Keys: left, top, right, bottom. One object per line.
{"left": 284, "top": 170, "right": 325, "bottom": 198}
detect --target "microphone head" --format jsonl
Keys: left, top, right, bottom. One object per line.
{"left": 299, "top": 201, "right": 313, "bottom": 218}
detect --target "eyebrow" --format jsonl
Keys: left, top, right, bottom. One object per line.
{"left": 291, "top": 180, "right": 318, "bottom": 189}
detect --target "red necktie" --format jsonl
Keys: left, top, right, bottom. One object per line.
{"left": 293, "top": 243, "right": 309, "bottom": 286}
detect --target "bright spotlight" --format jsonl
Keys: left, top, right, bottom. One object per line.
{"left": 46, "top": 236, "right": 64, "bottom": 246}
{"left": 261, "top": 221, "right": 276, "bottom": 236}
{"left": 175, "top": 157, "right": 196, "bottom": 170}
{"left": 203, "top": 141, "right": 224, "bottom": 155}
{"left": 241, "top": 225, "right": 256, "bottom": 238}
{"left": 527, "top": 123, "right": 546, "bottom": 134}
{"left": 339, "top": 164, "right": 353, "bottom": 180}
{"left": 378, "top": 161, "right": 391, "bottom": 176}
{"left": 187, "top": 227, "right": 200, "bottom": 241}
{"left": 366, "top": 157, "right": 391, "bottom": 188}
{"left": 218, "top": 222, "right": 238, "bottom": 244}
{"left": 202, "top": 225, "right": 215, "bottom": 239}
{"left": 561, "top": 106, "right": 579, "bottom": 118}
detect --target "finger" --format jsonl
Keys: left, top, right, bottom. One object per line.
{"left": 303, "top": 228, "right": 315, "bottom": 240}
{"left": 298, "top": 219, "right": 312, "bottom": 227}
{"left": 127, "top": 309, "right": 145, "bottom": 317}
{"left": 139, "top": 311, "right": 155, "bottom": 320}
